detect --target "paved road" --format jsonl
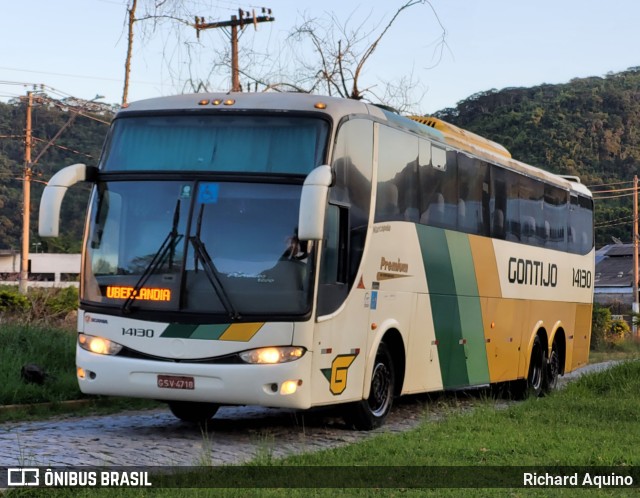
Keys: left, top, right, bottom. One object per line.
{"left": 0, "top": 362, "right": 617, "bottom": 467}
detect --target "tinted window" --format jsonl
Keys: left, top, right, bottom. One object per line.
{"left": 458, "top": 154, "right": 489, "bottom": 236}
{"left": 544, "top": 184, "right": 568, "bottom": 251}
{"left": 519, "top": 175, "right": 544, "bottom": 246}
{"left": 375, "top": 126, "right": 419, "bottom": 222}
{"left": 419, "top": 146, "right": 457, "bottom": 229}
{"left": 102, "top": 115, "right": 329, "bottom": 174}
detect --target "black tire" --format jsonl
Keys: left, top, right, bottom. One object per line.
{"left": 543, "top": 340, "right": 560, "bottom": 394}
{"left": 168, "top": 401, "right": 219, "bottom": 424}
{"left": 527, "top": 335, "right": 546, "bottom": 397}
{"left": 509, "top": 335, "right": 546, "bottom": 399}
{"left": 345, "top": 343, "right": 395, "bottom": 430}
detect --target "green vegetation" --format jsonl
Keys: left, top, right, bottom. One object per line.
{"left": 0, "top": 322, "right": 77, "bottom": 405}
{"left": 0, "top": 98, "right": 111, "bottom": 253}
{"left": 0, "top": 286, "right": 158, "bottom": 421}
{"left": 590, "top": 303, "right": 638, "bottom": 353}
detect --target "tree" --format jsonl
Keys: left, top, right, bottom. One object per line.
{"left": 120, "top": 0, "right": 198, "bottom": 105}
{"left": 251, "top": 0, "right": 447, "bottom": 113}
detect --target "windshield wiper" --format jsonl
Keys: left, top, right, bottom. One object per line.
{"left": 189, "top": 204, "right": 241, "bottom": 321}
{"left": 122, "top": 200, "right": 183, "bottom": 313}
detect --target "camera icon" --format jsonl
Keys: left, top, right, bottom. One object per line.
{"left": 7, "top": 468, "right": 40, "bottom": 486}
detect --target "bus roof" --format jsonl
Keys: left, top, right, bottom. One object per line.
{"left": 119, "top": 92, "right": 591, "bottom": 198}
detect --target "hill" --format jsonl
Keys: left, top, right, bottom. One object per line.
{"left": 434, "top": 67, "right": 640, "bottom": 247}
{"left": 0, "top": 97, "right": 112, "bottom": 252}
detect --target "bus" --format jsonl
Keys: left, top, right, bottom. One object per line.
{"left": 39, "top": 93, "right": 594, "bottom": 429}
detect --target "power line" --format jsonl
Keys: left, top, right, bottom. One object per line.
{"left": 588, "top": 179, "right": 634, "bottom": 188}
{"left": 595, "top": 221, "right": 634, "bottom": 229}
{"left": 595, "top": 215, "right": 635, "bottom": 227}
{"left": 194, "top": 7, "right": 274, "bottom": 92}
{"left": 0, "top": 67, "right": 159, "bottom": 87}
{"left": 592, "top": 186, "right": 638, "bottom": 196}
{"left": 592, "top": 192, "right": 637, "bottom": 200}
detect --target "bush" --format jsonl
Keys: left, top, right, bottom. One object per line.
{"left": 591, "top": 304, "right": 612, "bottom": 350}
{"left": 28, "top": 286, "right": 79, "bottom": 321}
{"left": 0, "top": 288, "right": 29, "bottom": 315}
{"left": 0, "top": 286, "right": 78, "bottom": 326}
{"left": 606, "top": 319, "right": 631, "bottom": 346}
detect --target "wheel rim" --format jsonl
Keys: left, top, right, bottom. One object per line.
{"left": 368, "top": 361, "right": 392, "bottom": 417}
{"left": 548, "top": 348, "right": 559, "bottom": 388}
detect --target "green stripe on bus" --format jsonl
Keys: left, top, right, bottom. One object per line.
{"left": 416, "top": 225, "right": 469, "bottom": 388}
{"left": 161, "top": 324, "right": 199, "bottom": 338}
{"left": 190, "top": 324, "right": 230, "bottom": 340}
{"left": 445, "top": 232, "right": 490, "bottom": 386}
{"left": 161, "top": 323, "right": 229, "bottom": 339}
{"left": 445, "top": 231, "right": 478, "bottom": 296}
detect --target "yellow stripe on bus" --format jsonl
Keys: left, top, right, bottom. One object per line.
{"left": 219, "top": 322, "right": 264, "bottom": 342}
{"left": 468, "top": 235, "right": 502, "bottom": 298}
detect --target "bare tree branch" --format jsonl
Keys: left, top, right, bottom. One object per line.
{"left": 351, "top": 0, "right": 424, "bottom": 99}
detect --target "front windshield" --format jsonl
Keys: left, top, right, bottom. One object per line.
{"left": 82, "top": 181, "right": 315, "bottom": 318}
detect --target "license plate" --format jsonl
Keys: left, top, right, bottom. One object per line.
{"left": 157, "top": 375, "right": 195, "bottom": 390}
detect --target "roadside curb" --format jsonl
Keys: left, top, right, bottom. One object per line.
{"left": 0, "top": 398, "right": 94, "bottom": 413}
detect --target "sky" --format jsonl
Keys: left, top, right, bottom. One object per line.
{"left": 1, "top": 0, "right": 639, "bottom": 114}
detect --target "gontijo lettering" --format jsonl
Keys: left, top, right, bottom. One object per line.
{"left": 508, "top": 257, "right": 557, "bottom": 287}
{"left": 106, "top": 286, "right": 171, "bottom": 301}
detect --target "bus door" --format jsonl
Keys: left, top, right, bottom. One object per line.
{"left": 311, "top": 203, "right": 369, "bottom": 406}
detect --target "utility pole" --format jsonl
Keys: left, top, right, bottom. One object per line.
{"left": 19, "top": 91, "right": 33, "bottom": 295}
{"left": 194, "top": 8, "right": 274, "bottom": 92}
{"left": 634, "top": 175, "right": 639, "bottom": 335}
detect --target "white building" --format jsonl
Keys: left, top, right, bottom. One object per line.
{"left": 0, "top": 250, "right": 80, "bottom": 288}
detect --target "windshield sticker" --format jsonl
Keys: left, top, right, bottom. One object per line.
{"left": 180, "top": 184, "right": 193, "bottom": 198}
{"left": 198, "top": 183, "right": 219, "bottom": 204}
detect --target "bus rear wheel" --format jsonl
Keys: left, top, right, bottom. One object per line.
{"left": 544, "top": 341, "right": 560, "bottom": 393}
{"left": 168, "top": 401, "right": 219, "bottom": 424}
{"left": 345, "top": 343, "right": 395, "bottom": 431}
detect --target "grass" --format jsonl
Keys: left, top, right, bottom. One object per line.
{"left": 4, "top": 360, "right": 640, "bottom": 497}
{"left": 0, "top": 323, "right": 159, "bottom": 422}
{"left": 588, "top": 337, "right": 640, "bottom": 363}
{"left": 0, "top": 323, "right": 79, "bottom": 405}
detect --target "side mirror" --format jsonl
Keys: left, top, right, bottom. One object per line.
{"left": 39, "top": 163, "right": 95, "bottom": 237}
{"left": 298, "top": 165, "right": 333, "bottom": 241}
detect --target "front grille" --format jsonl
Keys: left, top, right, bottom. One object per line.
{"left": 117, "top": 346, "right": 243, "bottom": 364}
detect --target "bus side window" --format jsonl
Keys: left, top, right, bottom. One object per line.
{"left": 489, "top": 164, "right": 511, "bottom": 240}
{"left": 317, "top": 203, "right": 349, "bottom": 315}
{"left": 457, "top": 153, "right": 488, "bottom": 236}
{"left": 418, "top": 146, "right": 456, "bottom": 230}
{"left": 375, "top": 125, "right": 419, "bottom": 223}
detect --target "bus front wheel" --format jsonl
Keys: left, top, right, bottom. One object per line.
{"left": 345, "top": 343, "right": 395, "bottom": 430}
{"left": 168, "top": 401, "right": 219, "bottom": 424}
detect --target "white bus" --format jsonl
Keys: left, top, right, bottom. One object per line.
{"left": 39, "top": 93, "right": 593, "bottom": 429}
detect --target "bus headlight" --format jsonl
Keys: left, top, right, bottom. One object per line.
{"left": 239, "top": 346, "right": 305, "bottom": 364}
{"left": 78, "top": 333, "right": 123, "bottom": 356}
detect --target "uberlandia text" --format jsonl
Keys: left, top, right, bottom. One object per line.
{"left": 524, "top": 472, "right": 633, "bottom": 488}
